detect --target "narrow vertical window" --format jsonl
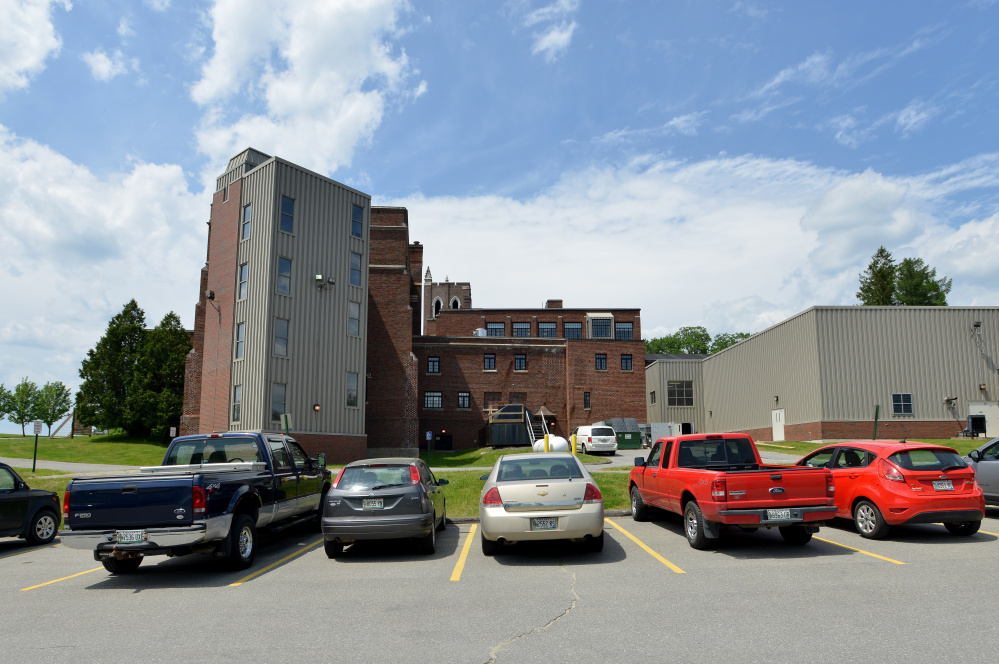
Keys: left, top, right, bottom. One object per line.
{"left": 280, "top": 196, "right": 294, "bottom": 233}
{"left": 346, "top": 372, "right": 358, "bottom": 407}
{"left": 234, "top": 322, "right": 245, "bottom": 360}
{"left": 595, "top": 353, "right": 607, "bottom": 371}
{"left": 351, "top": 204, "right": 363, "bottom": 238}
{"left": 237, "top": 263, "right": 248, "bottom": 300}
{"left": 232, "top": 385, "right": 242, "bottom": 422}
{"left": 650, "top": 391, "right": 656, "bottom": 405}
{"left": 514, "top": 354, "right": 527, "bottom": 371}
{"left": 458, "top": 392, "right": 470, "bottom": 409}
{"left": 483, "top": 353, "right": 496, "bottom": 370}
{"left": 349, "top": 252, "right": 362, "bottom": 286}
{"left": 242, "top": 204, "right": 251, "bottom": 239}
{"left": 621, "top": 354, "right": 633, "bottom": 371}
{"left": 277, "top": 257, "right": 292, "bottom": 295}
{"left": 428, "top": 356, "right": 440, "bottom": 373}
{"left": 348, "top": 301, "right": 360, "bottom": 335}
{"left": 271, "top": 383, "right": 286, "bottom": 421}
{"left": 583, "top": 392, "right": 591, "bottom": 410}
{"left": 274, "top": 318, "right": 289, "bottom": 357}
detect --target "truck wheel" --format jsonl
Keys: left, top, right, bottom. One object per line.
{"left": 944, "top": 521, "right": 981, "bottom": 536}
{"left": 436, "top": 502, "right": 447, "bottom": 532}
{"left": 418, "top": 514, "right": 436, "bottom": 554}
{"left": 324, "top": 539, "right": 343, "bottom": 558}
{"left": 481, "top": 531, "right": 499, "bottom": 556}
{"left": 630, "top": 486, "right": 650, "bottom": 522}
{"left": 315, "top": 483, "right": 330, "bottom": 533}
{"left": 102, "top": 556, "right": 142, "bottom": 574}
{"left": 854, "top": 500, "right": 889, "bottom": 539}
{"left": 683, "top": 501, "right": 713, "bottom": 550}
{"left": 779, "top": 526, "right": 812, "bottom": 545}
{"left": 228, "top": 514, "right": 257, "bottom": 569}
{"left": 26, "top": 510, "right": 58, "bottom": 545}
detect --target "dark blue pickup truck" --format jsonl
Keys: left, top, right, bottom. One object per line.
{"left": 61, "top": 432, "right": 331, "bottom": 574}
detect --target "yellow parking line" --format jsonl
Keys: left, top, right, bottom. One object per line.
{"left": 1, "top": 543, "right": 60, "bottom": 560}
{"left": 814, "top": 537, "right": 905, "bottom": 565}
{"left": 20, "top": 567, "right": 103, "bottom": 591}
{"left": 229, "top": 537, "right": 324, "bottom": 587}
{"left": 450, "top": 524, "right": 478, "bottom": 582}
{"left": 604, "top": 518, "right": 685, "bottom": 574}
{"left": 980, "top": 529, "right": 999, "bottom": 537}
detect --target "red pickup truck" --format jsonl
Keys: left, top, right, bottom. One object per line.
{"left": 629, "top": 433, "right": 836, "bottom": 548}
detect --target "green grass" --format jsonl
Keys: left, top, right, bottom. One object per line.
{"left": 9, "top": 467, "right": 72, "bottom": 479}
{"left": 421, "top": 447, "right": 605, "bottom": 467}
{"left": 757, "top": 438, "right": 985, "bottom": 457}
{"left": 0, "top": 433, "right": 168, "bottom": 466}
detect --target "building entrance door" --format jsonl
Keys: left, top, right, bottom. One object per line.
{"left": 771, "top": 409, "right": 785, "bottom": 442}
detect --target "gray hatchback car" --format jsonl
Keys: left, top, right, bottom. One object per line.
{"left": 321, "top": 458, "right": 448, "bottom": 558}
{"left": 967, "top": 437, "right": 999, "bottom": 504}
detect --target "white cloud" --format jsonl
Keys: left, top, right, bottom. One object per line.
{"left": 0, "top": 0, "right": 72, "bottom": 98}
{"left": 191, "top": 0, "right": 421, "bottom": 177}
{"left": 117, "top": 16, "right": 134, "bottom": 39}
{"left": 894, "top": 99, "right": 939, "bottom": 136}
{"left": 531, "top": 21, "right": 577, "bottom": 62}
{"left": 81, "top": 48, "right": 129, "bottom": 81}
{"left": 519, "top": 0, "right": 579, "bottom": 62}
{"left": 598, "top": 111, "right": 708, "bottom": 144}
{"left": 144, "top": 0, "right": 170, "bottom": 10}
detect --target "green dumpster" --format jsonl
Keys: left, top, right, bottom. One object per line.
{"left": 616, "top": 431, "right": 641, "bottom": 450}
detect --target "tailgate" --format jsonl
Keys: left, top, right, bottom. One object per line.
{"left": 724, "top": 467, "right": 830, "bottom": 508}
{"left": 68, "top": 476, "right": 195, "bottom": 529}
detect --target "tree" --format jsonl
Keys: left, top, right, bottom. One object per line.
{"left": 0, "top": 383, "right": 11, "bottom": 423}
{"left": 711, "top": 332, "right": 751, "bottom": 353}
{"left": 9, "top": 377, "right": 39, "bottom": 436}
{"left": 127, "top": 312, "right": 192, "bottom": 439}
{"left": 857, "top": 246, "right": 897, "bottom": 305}
{"left": 35, "top": 382, "right": 73, "bottom": 436}
{"left": 645, "top": 326, "right": 712, "bottom": 354}
{"left": 76, "top": 300, "right": 146, "bottom": 433}
{"left": 895, "top": 257, "right": 952, "bottom": 306}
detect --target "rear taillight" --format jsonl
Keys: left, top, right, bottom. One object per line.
{"left": 482, "top": 487, "right": 502, "bottom": 505}
{"left": 331, "top": 467, "right": 346, "bottom": 489}
{"left": 583, "top": 483, "right": 602, "bottom": 503}
{"left": 879, "top": 459, "right": 905, "bottom": 483}
{"left": 710, "top": 478, "right": 726, "bottom": 499}
{"left": 827, "top": 475, "right": 836, "bottom": 497}
{"left": 62, "top": 490, "right": 70, "bottom": 521}
{"left": 192, "top": 486, "right": 206, "bottom": 514}
{"left": 409, "top": 464, "right": 421, "bottom": 486}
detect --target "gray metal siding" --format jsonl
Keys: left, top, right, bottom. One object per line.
{"left": 644, "top": 359, "right": 704, "bottom": 430}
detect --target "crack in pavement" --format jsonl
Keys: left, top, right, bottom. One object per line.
{"left": 484, "top": 560, "right": 579, "bottom": 664}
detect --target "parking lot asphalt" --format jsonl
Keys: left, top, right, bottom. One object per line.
{"left": 3, "top": 506, "right": 997, "bottom": 663}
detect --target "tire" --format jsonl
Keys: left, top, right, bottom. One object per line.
{"left": 102, "top": 556, "right": 142, "bottom": 574}
{"left": 683, "top": 501, "right": 713, "bottom": 550}
{"left": 324, "top": 539, "right": 343, "bottom": 558}
{"left": 854, "top": 500, "right": 889, "bottom": 539}
{"left": 436, "top": 502, "right": 447, "bottom": 532}
{"left": 944, "top": 521, "right": 981, "bottom": 536}
{"left": 228, "top": 513, "right": 257, "bottom": 569}
{"left": 583, "top": 444, "right": 590, "bottom": 455}
{"left": 585, "top": 531, "right": 604, "bottom": 553}
{"left": 418, "top": 514, "right": 437, "bottom": 555}
{"left": 25, "top": 510, "right": 58, "bottom": 545}
{"left": 315, "top": 484, "right": 330, "bottom": 532}
{"left": 481, "top": 531, "right": 499, "bottom": 556}
{"left": 630, "top": 486, "right": 650, "bottom": 522}
{"left": 779, "top": 526, "right": 813, "bottom": 545}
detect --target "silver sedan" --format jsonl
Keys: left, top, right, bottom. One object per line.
{"left": 478, "top": 453, "right": 604, "bottom": 555}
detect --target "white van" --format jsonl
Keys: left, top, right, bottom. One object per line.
{"left": 572, "top": 424, "right": 618, "bottom": 455}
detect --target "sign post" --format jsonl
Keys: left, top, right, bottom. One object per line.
{"left": 32, "top": 420, "right": 43, "bottom": 473}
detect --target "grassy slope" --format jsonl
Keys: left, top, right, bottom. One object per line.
{"left": 760, "top": 438, "right": 987, "bottom": 458}
{"left": 0, "top": 433, "right": 168, "bottom": 466}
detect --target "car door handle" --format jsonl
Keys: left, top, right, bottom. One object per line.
{"left": 849, "top": 474, "right": 860, "bottom": 479}
{"left": 652, "top": 473, "right": 657, "bottom": 478}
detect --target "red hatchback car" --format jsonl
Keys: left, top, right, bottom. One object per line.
{"left": 796, "top": 441, "right": 985, "bottom": 539}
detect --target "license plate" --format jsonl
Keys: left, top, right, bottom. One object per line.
{"left": 531, "top": 517, "right": 557, "bottom": 531}
{"left": 115, "top": 530, "right": 145, "bottom": 544}
{"left": 767, "top": 509, "right": 791, "bottom": 521}
{"left": 932, "top": 480, "right": 954, "bottom": 491}
{"left": 362, "top": 498, "right": 384, "bottom": 509}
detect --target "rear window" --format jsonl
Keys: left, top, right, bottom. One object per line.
{"left": 165, "top": 437, "right": 262, "bottom": 465}
{"left": 889, "top": 449, "right": 967, "bottom": 472}
{"left": 497, "top": 457, "right": 584, "bottom": 482}
{"left": 339, "top": 465, "right": 413, "bottom": 491}
{"left": 677, "top": 438, "right": 757, "bottom": 468}
{"left": 591, "top": 427, "right": 615, "bottom": 437}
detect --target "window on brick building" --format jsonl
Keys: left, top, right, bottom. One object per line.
{"left": 234, "top": 323, "right": 245, "bottom": 360}
{"left": 538, "top": 322, "right": 556, "bottom": 338}
{"left": 564, "top": 322, "right": 582, "bottom": 339}
{"left": 277, "top": 257, "right": 291, "bottom": 295}
{"left": 424, "top": 391, "right": 442, "bottom": 409}
{"left": 348, "top": 301, "right": 360, "bottom": 335}
{"left": 515, "top": 354, "right": 527, "bottom": 371}
{"left": 347, "top": 372, "right": 358, "bottom": 407}
{"left": 667, "top": 381, "right": 693, "bottom": 407}
{"left": 892, "top": 393, "right": 913, "bottom": 415}
{"left": 428, "top": 356, "right": 440, "bottom": 373}
{"left": 512, "top": 322, "right": 531, "bottom": 337}
{"left": 615, "top": 322, "right": 633, "bottom": 340}
{"left": 583, "top": 392, "right": 591, "bottom": 410}
{"left": 237, "top": 263, "right": 248, "bottom": 300}
{"left": 271, "top": 383, "right": 286, "bottom": 421}
{"left": 595, "top": 353, "right": 607, "bottom": 371}
{"left": 486, "top": 322, "right": 505, "bottom": 337}
{"left": 232, "top": 385, "right": 242, "bottom": 422}
{"left": 591, "top": 318, "right": 612, "bottom": 338}
{"left": 241, "top": 204, "right": 251, "bottom": 239}
{"left": 450, "top": 297, "right": 460, "bottom": 309}
{"left": 351, "top": 204, "right": 363, "bottom": 239}
{"left": 274, "top": 318, "right": 289, "bottom": 357}
{"left": 621, "top": 354, "right": 633, "bottom": 371}
{"left": 349, "top": 252, "right": 362, "bottom": 286}
{"left": 484, "top": 353, "right": 496, "bottom": 370}
{"left": 280, "top": 196, "right": 294, "bottom": 233}
{"left": 458, "top": 392, "right": 470, "bottom": 409}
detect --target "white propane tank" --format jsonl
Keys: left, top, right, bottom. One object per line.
{"left": 532, "top": 436, "right": 569, "bottom": 452}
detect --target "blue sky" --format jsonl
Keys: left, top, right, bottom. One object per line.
{"left": 2, "top": 0, "right": 999, "bottom": 432}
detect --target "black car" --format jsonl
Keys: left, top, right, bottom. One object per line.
{"left": 0, "top": 463, "right": 60, "bottom": 546}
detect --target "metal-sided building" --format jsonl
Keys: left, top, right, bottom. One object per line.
{"left": 646, "top": 306, "right": 999, "bottom": 441}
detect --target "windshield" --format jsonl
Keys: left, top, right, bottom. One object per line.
{"left": 591, "top": 427, "right": 615, "bottom": 437}
{"left": 339, "top": 465, "right": 413, "bottom": 491}
{"left": 164, "top": 437, "right": 262, "bottom": 466}
{"left": 677, "top": 438, "right": 757, "bottom": 468}
{"left": 497, "top": 457, "right": 584, "bottom": 482}
{"left": 889, "top": 449, "right": 967, "bottom": 472}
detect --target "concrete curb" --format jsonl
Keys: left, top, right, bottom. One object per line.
{"left": 447, "top": 509, "right": 630, "bottom": 524}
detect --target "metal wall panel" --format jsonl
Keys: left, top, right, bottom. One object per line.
{"left": 644, "top": 359, "right": 704, "bottom": 429}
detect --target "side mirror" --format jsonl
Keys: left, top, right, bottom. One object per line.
{"left": 968, "top": 450, "right": 981, "bottom": 462}
{"left": 316, "top": 453, "right": 327, "bottom": 469}
{"left": 437, "top": 478, "right": 449, "bottom": 486}
{"left": 479, "top": 474, "right": 490, "bottom": 481}
{"left": 634, "top": 457, "right": 645, "bottom": 467}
